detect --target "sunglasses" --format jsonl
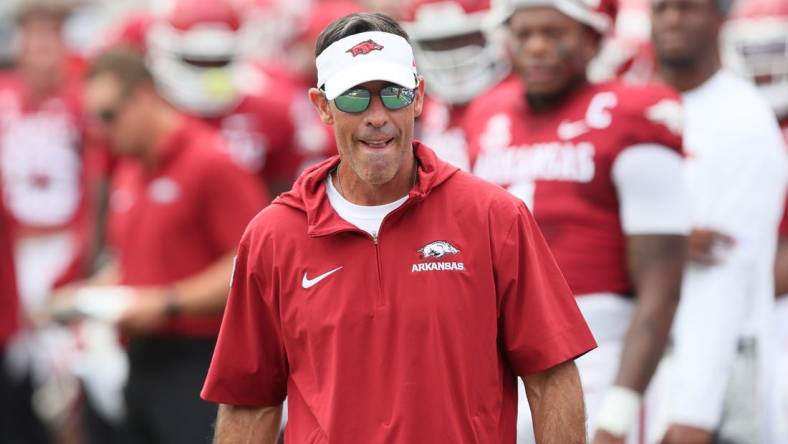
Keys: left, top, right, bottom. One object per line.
{"left": 331, "top": 84, "right": 417, "bottom": 113}
{"left": 94, "top": 108, "right": 119, "bottom": 125}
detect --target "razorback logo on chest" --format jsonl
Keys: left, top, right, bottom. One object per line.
{"left": 346, "top": 40, "right": 384, "bottom": 57}
{"left": 412, "top": 241, "right": 465, "bottom": 273}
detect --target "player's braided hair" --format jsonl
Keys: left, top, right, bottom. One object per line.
{"left": 315, "top": 12, "right": 410, "bottom": 58}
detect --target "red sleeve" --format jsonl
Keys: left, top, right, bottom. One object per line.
{"left": 619, "top": 83, "right": 684, "bottom": 156}
{"left": 201, "top": 230, "right": 288, "bottom": 406}
{"left": 0, "top": 187, "right": 19, "bottom": 347}
{"left": 201, "top": 154, "right": 270, "bottom": 254}
{"left": 495, "top": 202, "right": 596, "bottom": 376}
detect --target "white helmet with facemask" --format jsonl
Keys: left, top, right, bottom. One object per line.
{"left": 401, "top": 0, "right": 511, "bottom": 105}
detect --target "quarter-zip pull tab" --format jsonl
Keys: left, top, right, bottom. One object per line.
{"left": 372, "top": 233, "right": 384, "bottom": 308}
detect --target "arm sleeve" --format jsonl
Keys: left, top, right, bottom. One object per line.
{"left": 202, "top": 157, "right": 270, "bottom": 254}
{"left": 612, "top": 144, "right": 691, "bottom": 235}
{"left": 201, "top": 237, "right": 288, "bottom": 406}
{"left": 496, "top": 202, "right": 597, "bottom": 376}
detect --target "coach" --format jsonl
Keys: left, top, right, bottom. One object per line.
{"left": 202, "top": 12, "right": 596, "bottom": 443}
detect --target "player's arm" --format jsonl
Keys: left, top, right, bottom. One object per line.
{"left": 613, "top": 145, "right": 688, "bottom": 394}
{"left": 523, "top": 360, "right": 587, "bottom": 444}
{"left": 214, "top": 404, "right": 282, "bottom": 444}
{"left": 617, "top": 233, "right": 685, "bottom": 391}
{"left": 775, "top": 237, "right": 788, "bottom": 297}
{"left": 594, "top": 145, "right": 689, "bottom": 441}
{"left": 610, "top": 233, "right": 684, "bottom": 389}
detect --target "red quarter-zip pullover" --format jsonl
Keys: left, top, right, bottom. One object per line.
{"left": 202, "top": 143, "right": 595, "bottom": 443}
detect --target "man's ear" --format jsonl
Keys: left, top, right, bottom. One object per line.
{"left": 308, "top": 88, "right": 334, "bottom": 125}
{"left": 581, "top": 27, "right": 603, "bottom": 66}
{"left": 413, "top": 76, "right": 426, "bottom": 118}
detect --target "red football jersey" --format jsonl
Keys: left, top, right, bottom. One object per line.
{"left": 201, "top": 66, "right": 337, "bottom": 193}
{"left": 417, "top": 76, "right": 522, "bottom": 172}
{"left": 200, "top": 92, "right": 299, "bottom": 191}
{"left": 418, "top": 97, "right": 471, "bottom": 171}
{"left": 467, "top": 79, "right": 684, "bottom": 296}
{"left": 251, "top": 62, "right": 338, "bottom": 161}
{"left": 0, "top": 71, "right": 87, "bottom": 233}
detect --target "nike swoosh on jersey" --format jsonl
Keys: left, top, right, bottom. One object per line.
{"left": 557, "top": 120, "right": 590, "bottom": 140}
{"left": 302, "top": 266, "right": 343, "bottom": 289}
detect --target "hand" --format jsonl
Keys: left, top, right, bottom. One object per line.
{"left": 592, "top": 429, "right": 625, "bottom": 444}
{"left": 117, "top": 288, "right": 170, "bottom": 336}
{"left": 687, "top": 228, "right": 734, "bottom": 265}
{"left": 45, "top": 284, "right": 82, "bottom": 325}
{"left": 660, "top": 424, "right": 713, "bottom": 444}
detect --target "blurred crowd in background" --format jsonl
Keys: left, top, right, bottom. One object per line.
{"left": 0, "top": 0, "right": 786, "bottom": 443}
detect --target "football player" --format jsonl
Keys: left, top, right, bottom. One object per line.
{"left": 465, "top": 1, "right": 690, "bottom": 442}
{"left": 723, "top": 0, "right": 788, "bottom": 439}
{"left": 401, "top": 0, "right": 512, "bottom": 171}
{"left": 146, "top": 0, "right": 303, "bottom": 194}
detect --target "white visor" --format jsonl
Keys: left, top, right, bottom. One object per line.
{"left": 316, "top": 31, "right": 418, "bottom": 100}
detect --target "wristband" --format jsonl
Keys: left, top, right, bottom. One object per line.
{"left": 164, "top": 288, "right": 181, "bottom": 317}
{"left": 595, "top": 385, "right": 642, "bottom": 437}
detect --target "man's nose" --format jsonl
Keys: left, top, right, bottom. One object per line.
{"left": 363, "top": 94, "right": 389, "bottom": 128}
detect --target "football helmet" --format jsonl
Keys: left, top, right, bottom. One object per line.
{"left": 497, "top": 0, "right": 618, "bottom": 35}
{"left": 238, "top": 0, "right": 314, "bottom": 62}
{"left": 722, "top": 0, "right": 788, "bottom": 117}
{"left": 401, "top": 0, "right": 511, "bottom": 105}
{"left": 147, "top": 0, "right": 246, "bottom": 116}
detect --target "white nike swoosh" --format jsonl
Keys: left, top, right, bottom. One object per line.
{"left": 302, "top": 266, "right": 343, "bottom": 289}
{"left": 557, "top": 120, "right": 590, "bottom": 140}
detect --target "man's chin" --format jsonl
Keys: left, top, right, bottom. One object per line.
{"left": 655, "top": 49, "right": 695, "bottom": 69}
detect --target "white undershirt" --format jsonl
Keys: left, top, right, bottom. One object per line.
{"left": 325, "top": 175, "right": 409, "bottom": 238}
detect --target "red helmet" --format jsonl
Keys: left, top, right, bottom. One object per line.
{"left": 500, "top": 0, "right": 619, "bottom": 35}
{"left": 401, "top": 0, "right": 511, "bottom": 104}
{"left": 588, "top": 0, "right": 649, "bottom": 82}
{"left": 238, "top": 0, "right": 316, "bottom": 62}
{"left": 98, "top": 11, "right": 154, "bottom": 55}
{"left": 147, "top": 0, "right": 248, "bottom": 116}
{"left": 722, "top": 0, "right": 788, "bottom": 117}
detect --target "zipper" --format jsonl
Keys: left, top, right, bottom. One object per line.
{"left": 312, "top": 193, "right": 423, "bottom": 310}
{"left": 372, "top": 234, "right": 384, "bottom": 308}
{"left": 368, "top": 196, "right": 419, "bottom": 309}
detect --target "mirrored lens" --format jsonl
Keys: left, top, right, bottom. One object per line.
{"left": 380, "top": 86, "right": 415, "bottom": 110}
{"left": 334, "top": 88, "right": 371, "bottom": 113}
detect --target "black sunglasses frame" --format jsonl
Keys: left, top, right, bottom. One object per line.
{"left": 322, "top": 80, "right": 419, "bottom": 114}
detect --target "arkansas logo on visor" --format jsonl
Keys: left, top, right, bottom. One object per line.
{"left": 346, "top": 39, "right": 384, "bottom": 57}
